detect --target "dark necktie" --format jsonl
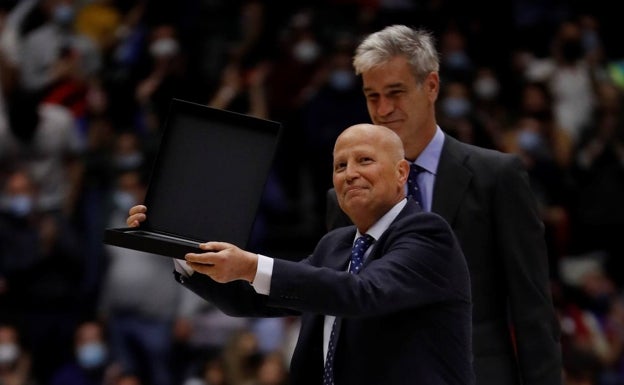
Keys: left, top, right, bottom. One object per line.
{"left": 407, "top": 163, "right": 425, "bottom": 207}
{"left": 323, "top": 234, "right": 375, "bottom": 385}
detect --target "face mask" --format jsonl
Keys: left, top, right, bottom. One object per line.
{"left": 292, "top": 40, "right": 320, "bottom": 64}
{"left": 518, "top": 130, "right": 549, "bottom": 159}
{"left": 441, "top": 97, "right": 471, "bottom": 118}
{"left": 328, "top": 69, "right": 355, "bottom": 91}
{"left": 445, "top": 51, "right": 470, "bottom": 71}
{"left": 76, "top": 342, "right": 107, "bottom": 369}
{"left": 53, "top": 4, "right": 75, "bottom": 26}
{"left": 561, "top": 40, "right": 583, "bottom": 63}
{"left": 473, "top": 77, "right": 500, "bottom": 100}
{"left": 1, "top": 194, "right": 34, "bottom": 217}
{"left": 113, "top": 190, "right": 136, "bottom": 212}
{"left": 149, "top": 38, "right": 179, "bottom": 58}
{"left": 582, "top": 30, "right": 600, "bottom": 52}
{"left": 114, "top": 152, "right": 144, "bottom": 170}
{"left": 0, "top": 343, "right": 19, "bottom": 365}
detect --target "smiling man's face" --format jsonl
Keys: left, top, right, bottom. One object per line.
{"left": 333, "top": 124, "right": 408, "bottom": 231}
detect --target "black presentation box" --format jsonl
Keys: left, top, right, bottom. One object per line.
{"left": 103, "top": 98, "right": 282, "bottom": 259}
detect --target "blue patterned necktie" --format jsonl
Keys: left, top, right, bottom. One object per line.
{"left": 407, "top": 163, "right": 425, "bottom": 207}
{"left": 323, "top": 234, "right": 375, "bottom": 385}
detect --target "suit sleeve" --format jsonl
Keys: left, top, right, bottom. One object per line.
{"left": 173, "top": 270, "right": 298, "bottom": 318}
{"left": 267, "top": 212, "right": 470, "bottom": 317}
{"left": 494, "top": 155, "right": 562, "bottom": 385}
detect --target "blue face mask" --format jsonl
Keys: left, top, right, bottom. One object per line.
{"left": 76, "top": 342, "right": 107, "bottom": 369}
{"left": 1, "top": 194, "right": 34, "bottom": 217}
{"left": 112, "top": 190, "right": 136, "bottom": 212}
{"left": 53, "top": 4, "right": 75, "bottom": 26}
{"left": 441, "top": 97, "right": 471, "bottom": 119}
{"left": 445, "top": 51, "right": 471, "bottom": 71}
{"left": 328, "top": 69, "right": 356, "bottom": 91}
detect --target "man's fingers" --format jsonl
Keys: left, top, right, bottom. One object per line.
{"left": 126, "top": 213, "right": 145, "bottom": 227}
{"left": 185, "top": 252, "right": 216, "bottom": 265}
{"left": 128, "top": 205, "right": 147, "bottom": 215}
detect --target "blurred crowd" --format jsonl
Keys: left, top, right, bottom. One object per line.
{"left": 0, "top": 0, "right": 622, "bottom": 384}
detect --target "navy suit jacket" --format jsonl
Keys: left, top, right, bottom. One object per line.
{"left": 326, "top": 135, "right": 562, "bottom": 385}
{"left": 176, "top": 200, "right": 474, "bottom": 385}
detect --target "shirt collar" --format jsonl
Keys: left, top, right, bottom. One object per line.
{"left": 356, "top": 198, "right": 407, "bottom": 241}
{"left": 414, "top": 126, "right": 445, "bottom": 175}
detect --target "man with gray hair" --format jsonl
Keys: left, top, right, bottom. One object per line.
{"left": 326, "top": 25, "right": 562, "bottom": 385}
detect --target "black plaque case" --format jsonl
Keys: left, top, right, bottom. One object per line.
{"left": 103, "top": 98, "right": 282, "bottom": 259}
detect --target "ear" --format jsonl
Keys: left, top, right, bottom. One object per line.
{"left": 397, "top": 159, "right": 410, "bottom": 185}
{"left": 424, "top": 71, "right": 439, "bottom": 102}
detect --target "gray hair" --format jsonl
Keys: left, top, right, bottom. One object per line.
{"left": 353, "top": 25, "right": 439, "bottom": 84}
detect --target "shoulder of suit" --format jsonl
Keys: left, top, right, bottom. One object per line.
{"left": 397, "top": 200, "right": 447, "bottom": 225}
{"left": 323, "top": 224, "right": 356, "bottom": 240}
{"left": 444, "top": 134, "right": 519, "bottom": 168}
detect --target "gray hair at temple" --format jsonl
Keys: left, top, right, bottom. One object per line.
{"left": 353, "top": 25, "right": 440, "bottom": 85}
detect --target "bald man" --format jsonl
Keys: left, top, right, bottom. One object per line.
{"left": 127, "top": 124, "right": 474, "bottom": 385}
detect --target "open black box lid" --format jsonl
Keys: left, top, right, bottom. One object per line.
{"left": 103, "top": 98, "right": 282, "bottom": 259}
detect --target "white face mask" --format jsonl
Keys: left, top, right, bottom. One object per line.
{"left": 292, "top": 40, "right": 320, "bottom": 63}
{"left": 0, "top": 343, "right": 19, "bottom": 364}
{"left": 473, "top": 76, "right": 500, "bottom": 100}
{"left": 149, "top": 38, "right": 179, "bottom": 58}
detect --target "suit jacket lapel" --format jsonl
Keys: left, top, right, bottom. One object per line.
{"left": 432, "top": 134, "right": 472, "bottom": 225}
{"left": 361, "top": 200, "right": 420, "bottom": 268}
{"left": 325, "top": 229, "right": 357, "bottom": 271}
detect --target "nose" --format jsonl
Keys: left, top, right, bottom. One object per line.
{"left": 344, "top": 162, "right": 359, "bottom": 181}
{"left": 376, "top": 95, "right": 395, "bottom": 117}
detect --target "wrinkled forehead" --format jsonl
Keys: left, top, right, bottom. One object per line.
{"left": 333, "top": 141, "right": 376, "bottom": 161}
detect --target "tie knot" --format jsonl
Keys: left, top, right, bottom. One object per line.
{"left": 355, "top": 234, "right": 374, "bottom": 251}
{"left": 349, "top": 234, "right": 374, "bottom": 274}
{"left": 409, "top": 163, "right": 425, "bottom": 176}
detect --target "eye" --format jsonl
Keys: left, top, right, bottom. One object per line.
{"left": 364, "top": 92, "right": 379, "bottom": 102}
{"left": 387, "top": 89, "right": 404, "bottom": 98}
{"left": 334, "top": 162, "right": 346, "bottom": 172}
{"left": 360, "top": 157, "right": 374, "bottom": 164}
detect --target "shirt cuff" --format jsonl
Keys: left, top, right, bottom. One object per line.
{"left": 174, "top": 259, "right": 194, "bottom": 277}
{"left": 251, "top": 254, "right": 273, "bottom": 295}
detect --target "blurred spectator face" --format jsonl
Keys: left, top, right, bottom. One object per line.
{"left": 256, "top": 352, "right": 288, "bottom": 385}
{"left": 202, "top": 357, "right": 226, "bottom": 385}
{"left": 327, "top": 48, "right": 357, "bottom": 92}
{"left": 556, "top": 22, "right": 584, "bottom": 64}
{"left": 44, "top": 0, "right": 76, "bottom": 27}
{"left": 473, "top": 68, "right": 500, "bottom": 101}
{"left": 112, "top": 132, "right": 144, "bottom": 171}
{"left": 114, "top": 374, "right": 142, "bottom": 385}
{"left": 74, "top": 322, "right": 108, "bottom": 370}
{"left": 0, "top": 170, "right": 37, "bottom": 218}
{"left": 440, "top": 82, "right": 472, "bottom": 119}
{"left": 149, "top": 25, "right": 180, "bottom": 60}
{"left": 0, "top": 325, "right": 20, "bottom": 369}
{"left": 441, "top": 29, "right": 470, "bottom": 70}
{"left": 287, "top": 10, "right": 321, "bottom": 65}
{"left": 521, "top": 82, "right": 552, "bottom": 121}
{"left": 112, "top": 170, "right": 144, "bottom": 213}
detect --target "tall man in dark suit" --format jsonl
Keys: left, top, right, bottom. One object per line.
{"left": 127, "top": 123, "right": 474, "bottom": 385}
{"left": 326, "top": 25, "right": 562, "bottom": 385}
